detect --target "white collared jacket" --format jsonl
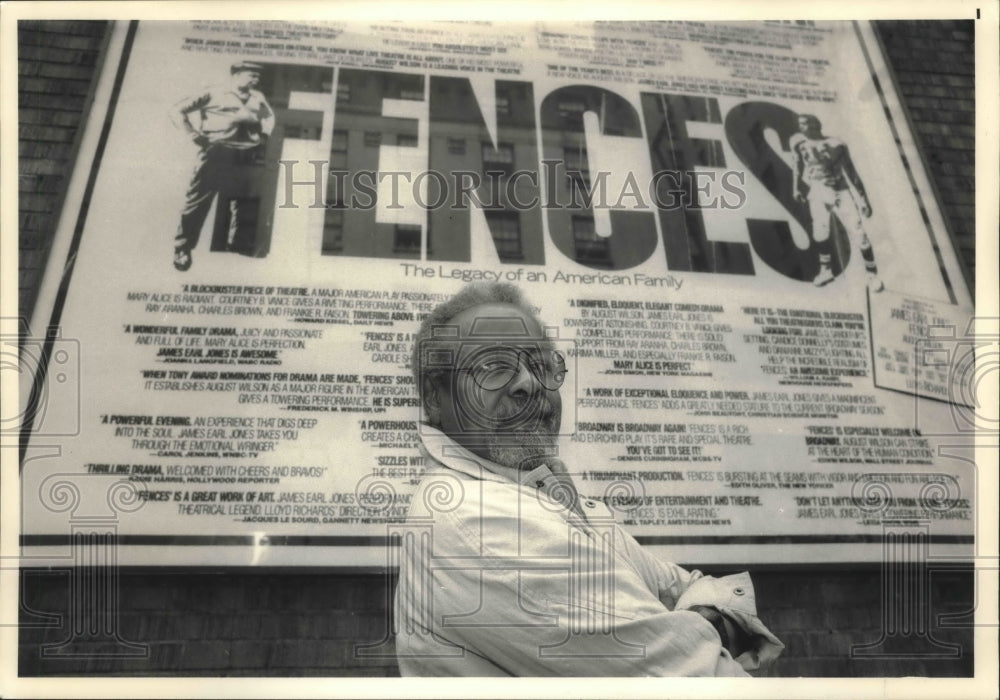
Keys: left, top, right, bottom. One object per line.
{"left": 394, "top": 427, "right": 784, "bottom": 676}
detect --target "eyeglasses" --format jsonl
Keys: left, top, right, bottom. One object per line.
{"left": 455, "top": 345, "right": 568, "bottom": 391}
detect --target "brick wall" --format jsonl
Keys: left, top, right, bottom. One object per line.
{"left": 17, "top": 20, "right": 110, "bottom": 326}
{"left": 18, "top": 566, "right": 973, "bottom": 676}
{"left": 875, "top": 20, "right": 976, "bottom": 295}
{"left": 16, "top": 20, "right": 978, "bottom": 678}
{"left": 18, "top": 570, "right": 399, "bottom": 676}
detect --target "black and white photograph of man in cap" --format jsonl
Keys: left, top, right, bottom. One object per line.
{"left": 170, "top": 60, "right": 275, "bottom": 271}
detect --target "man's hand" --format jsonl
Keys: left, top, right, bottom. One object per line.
{"left": 689, "top": 605, "right": 753, "bottom": 658}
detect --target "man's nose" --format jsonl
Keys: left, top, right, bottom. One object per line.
{"left": 505, "top": 356, "right": 541, "bottom": 397}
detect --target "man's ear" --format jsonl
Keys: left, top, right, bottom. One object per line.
{"left": 422, "top": 374, "right": 441, "bottom": 426}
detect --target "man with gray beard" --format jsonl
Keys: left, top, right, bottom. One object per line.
{"left": 394, "top": 282, "right": 782, "bottom": 676}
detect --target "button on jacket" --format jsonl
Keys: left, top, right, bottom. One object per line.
{"left": 394, "top": 428, "right": 783, "bottom": 676}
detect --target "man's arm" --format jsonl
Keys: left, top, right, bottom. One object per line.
{"left": 257, "top": 95, "right": 275, "bottom": 137}
{"left": 620, "top": 530, "right": 784, "bottom": 670}
{"left": 789, "top": 135, "right": 806, "bottom": 203}
{"left": 408, "top": 554, "right": 751, "bottom": 676}
{"left": 839, "top": 144, "right": 872, "bottom": 217}
{"left": 170, "top": 91, "right": 212, "bottom": 147}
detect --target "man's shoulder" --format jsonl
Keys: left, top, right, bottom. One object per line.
{"left": 406, "top": 467, "right": 575, "bottom": 558}
{"left": 408, "top": 466, "right": 517, "bottom": 518}
{"left": 198, "top": 84, "right": 228, "bottom": 97}
{"left": 247, "top": 88, "right": 271, "bottom": 104}
{"left": 174, "top": 85, "right": 219, "bottom": 107}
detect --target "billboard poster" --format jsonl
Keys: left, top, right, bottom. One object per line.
{"left": 19, "top": 19, "right": 976, "bottom": 566}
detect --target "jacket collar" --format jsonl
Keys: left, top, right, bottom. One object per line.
{"left": 417, "top": 425, "right": 557, "bottom": 488}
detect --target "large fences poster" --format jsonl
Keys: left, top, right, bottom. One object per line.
{"left": 19, "top": 19, "right": 976, "bottom": 566}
